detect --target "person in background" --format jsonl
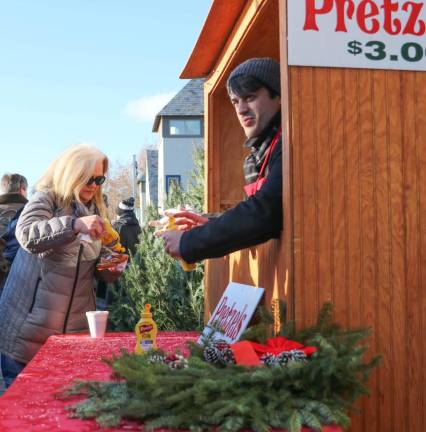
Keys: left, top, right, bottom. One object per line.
{"left": 0, "top": 173, "right": 28, "bottom": 232}
{"left": 0, "top": 143, "right": 109, "bottom": 388}
{"left": 113, "top": 197, "right": 141, "bottom": 257}
{"left": 0, "top": 173, "right": 28, "bottom": 295}
{"left": 157, "top": 58, "right": 282, "bottom": 263}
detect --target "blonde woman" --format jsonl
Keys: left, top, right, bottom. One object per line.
{"left": 0, "top": 144, "right": 109, "bottom": 388}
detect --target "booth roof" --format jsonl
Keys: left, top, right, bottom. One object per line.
{"left": 180, "top": 0, "right": 246, "bottom": 79}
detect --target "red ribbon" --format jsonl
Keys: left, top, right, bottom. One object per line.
{"left": 230, "top": 336, "right": 317, "bottom": 366}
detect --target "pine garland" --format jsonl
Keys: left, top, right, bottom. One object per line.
{"left": 64, "top": 303, "right": 381, "bottom": 432}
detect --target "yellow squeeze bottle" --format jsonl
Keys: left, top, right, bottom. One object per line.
{"left": 100, "top": 218, "right": 126, "bottom": 253}
{"left": 166, "top": 216, "right": 197, "bottom": 272}
{"left": 135, "top": 304, "right": 158, "bottom": 354}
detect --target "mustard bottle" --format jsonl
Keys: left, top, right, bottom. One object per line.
{"left": 166, "top": 216, "right": 197, "bottom": 272}
{"left": 100, "top": 218, "right": 126, "bottom": 253}
{"left": 135, "top": 303, "right": 158, "bottom": 354}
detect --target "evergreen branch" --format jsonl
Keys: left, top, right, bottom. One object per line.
{"left": 66, "top": 303, "right": 381, "bottom": 431}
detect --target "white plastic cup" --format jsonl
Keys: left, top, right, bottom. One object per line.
{"left": 86, "top": 311, "right": 109, "bottom": 338}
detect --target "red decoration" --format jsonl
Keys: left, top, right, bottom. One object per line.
{"left": 230, "top": 336, "right": 317, "bottom": 366}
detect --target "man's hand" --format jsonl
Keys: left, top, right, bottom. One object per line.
{"left": 156, "top": 229, "right": 184, "bottom": 258}
{"left": 165, "top": 210, "right": 208, "bottom": 231}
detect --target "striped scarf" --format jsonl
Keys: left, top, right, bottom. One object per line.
{"left": 243, "top": 112, "right": 281, "bottom": 185}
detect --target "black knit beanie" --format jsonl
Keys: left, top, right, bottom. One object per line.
{"left": 116, "top": 197, "right": 135, "bottom": 215}
{"left": 227, "top": 57, "right": 280, "bottom": 96}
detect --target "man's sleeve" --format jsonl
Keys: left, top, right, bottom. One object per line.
{"left": 180, "top": 143, "right": 282, "bottom": 263}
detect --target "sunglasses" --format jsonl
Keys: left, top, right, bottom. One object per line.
{"left": 86, "top": 175, "right": 106, "bottom": 186}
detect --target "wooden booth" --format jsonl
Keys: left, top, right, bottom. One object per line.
{"left": 181, "top": 1, "right": 425, "bottom": 431}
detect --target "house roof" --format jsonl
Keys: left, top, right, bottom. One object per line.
{"left": 152, "top": 78, "right": 205, "bottom": 132}
{"left": 180, "top": 0, "right": 246, "bottom": 79}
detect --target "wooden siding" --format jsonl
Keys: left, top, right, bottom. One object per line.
{"left": 198, "top": 0, "right": 425, "bottom": 430}
{"left": 289, "top": 66, "right": 426, "bottom": 431}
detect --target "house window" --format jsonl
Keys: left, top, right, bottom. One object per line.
{"left": 166, "top": 118, "right": 202, "bottom": 137}
{"left": 165, "top": 175, "right": 181, "bottom": 195}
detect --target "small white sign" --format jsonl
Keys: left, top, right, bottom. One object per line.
{"left": 198, "top": 282, "right": 264, "bottom": 344}
{"left": 288, "top": 0, "right": 426, "bottom": 71}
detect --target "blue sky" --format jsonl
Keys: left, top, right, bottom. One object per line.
{"left": 0, "top": 0, "right": 212, "bottom": 189}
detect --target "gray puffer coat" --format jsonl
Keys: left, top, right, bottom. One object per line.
{"left": 0, "top": 191, "right": 102, "bottom": 364}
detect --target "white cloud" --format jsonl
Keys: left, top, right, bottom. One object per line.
{"left": 124, "top": 92, "right": 176, "bottom": 122}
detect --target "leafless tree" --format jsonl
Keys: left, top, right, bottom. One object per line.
{"left": 103, "top": 160, "right": 134, "bottom": 221}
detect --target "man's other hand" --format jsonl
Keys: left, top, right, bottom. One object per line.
{"left": 156, "top": 229, "right": 184, "bottom": 258}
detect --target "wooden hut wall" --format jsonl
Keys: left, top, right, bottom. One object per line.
{"left": 289, "top": 65, "right": 426, "bottom": 432}
{"left": 201, "top": 0, "right": 425, "bottom": 429}
{"left": 203, "top": 0, "right": 286, "bottom": 317}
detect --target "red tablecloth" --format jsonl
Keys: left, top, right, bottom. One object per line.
{"left": 0, "top": 332, "right": 343, "bottom": 432}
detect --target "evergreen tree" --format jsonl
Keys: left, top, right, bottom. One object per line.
{"left": 107, "top": 147, "right": 205, "bottom": 331}
{"left": 184, "top": 146, "right": 204, "bottom": 212}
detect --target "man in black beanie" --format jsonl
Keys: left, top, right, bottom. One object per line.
{"left": 158, "top": 57, "right": 282, "bottom": 262}
{"left": 113, "top": 197, "right": 141, "bottom": 256}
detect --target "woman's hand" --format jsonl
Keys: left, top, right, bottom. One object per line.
{"left": 74, "top": 215, "right": 105, "bottom": 239}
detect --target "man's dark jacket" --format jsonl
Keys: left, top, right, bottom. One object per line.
{"left": 180, "top": 120, "right": 282, "bottom": 263}
{"left": 112, "top": 212, "right": 141, "bottom": 256}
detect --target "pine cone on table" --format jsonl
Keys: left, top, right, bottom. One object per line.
{"left": 220, "top": 348, "right": 236, "bottom": 364}
{"left": 203, "top": 346, "right": 221, "bottom": 363}
{"left": 260, "top": 353, "right": 279, "bottom": 367}
{"left": 289, "top": 349, "right": 307, "bottom": 363}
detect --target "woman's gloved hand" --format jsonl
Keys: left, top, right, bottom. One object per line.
{"left": 73, "top": 215, "right": 105, "bottom": 239}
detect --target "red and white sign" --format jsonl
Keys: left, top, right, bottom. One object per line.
{"left": 198, "top": 282, "right": 264, "bottom": 344}
{"left": 288, "top": 0, "right": 426, "bottom": 71}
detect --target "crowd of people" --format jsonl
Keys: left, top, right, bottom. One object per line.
{"left": 0, "top": 57, "right": 283, "bottom": 389}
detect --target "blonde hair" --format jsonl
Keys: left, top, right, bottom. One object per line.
{"left": 36, "top": 143, "right": 108, "bottom": 217}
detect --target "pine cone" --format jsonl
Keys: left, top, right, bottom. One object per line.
{"left": 277, "top": 351, "right": 292, "bottom": 365}
{"left": 260, "top": 353, "right": 278, "bottom": 367}
{"left": 203, "top": 346, "right": 221, "bottom": 363}
{"left": 147, "top": 353, "right": 166, "bottom": 364}
{"left": 289, "top": 349, "right": 307, "bottom": 362}
{"left": 220, "top": 348, "right": 236, "bottom": 364}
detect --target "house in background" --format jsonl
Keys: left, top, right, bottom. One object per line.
{"left": 144, "top": 149, "right": 158, "bottom": 208}
{"left": 152, "top": 78, "right": 204, "bottom": 210}
{"left": 137, "top": 148, "right": 159, "bottom": 224}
